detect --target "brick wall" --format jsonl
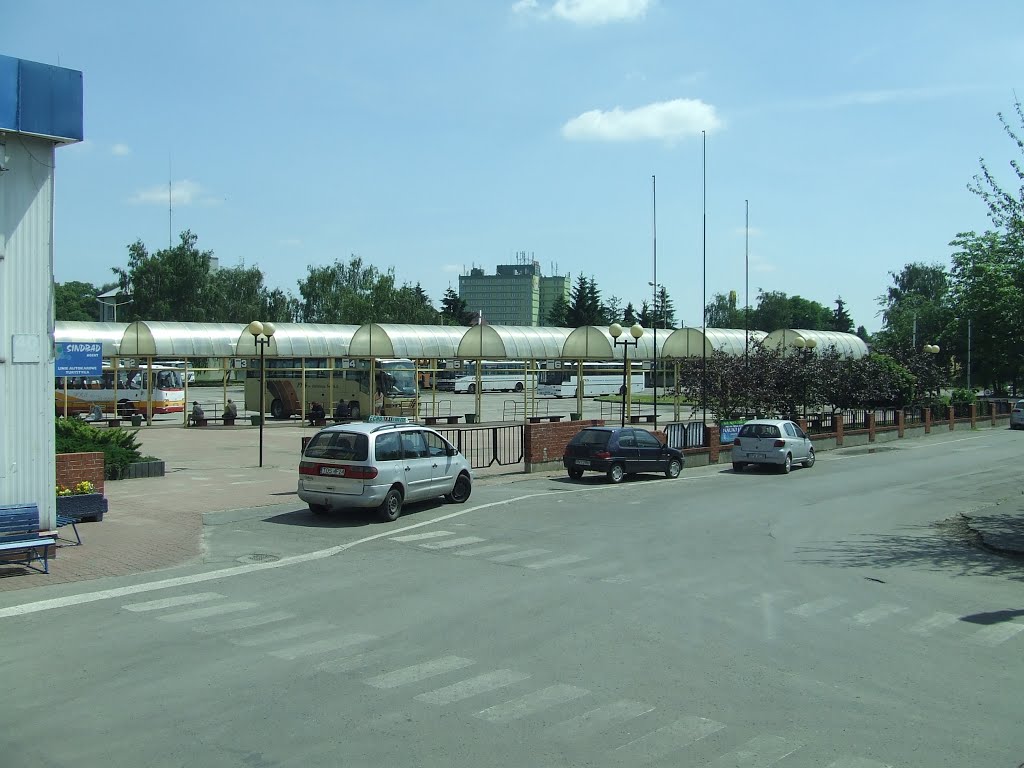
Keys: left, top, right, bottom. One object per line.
{"left": 524, "top": 419, "right": 605, "bottom": 471}
{"left": 56, "top": 452, "right": 105, "bottom": 494}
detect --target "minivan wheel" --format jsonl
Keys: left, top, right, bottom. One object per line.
{"left": 665, "top": 459, "right": 682, "bottom": 479}
{"left": 568, "top": 467, "right": 584, "bottom": 480}
{"left": 309, "top": 503, "right": 329, "bottom": 515}
{"left": 379, "top": 487, "right": 403, "bottom": 522}
{"left": 446, "top": 473, "right": 472, "bottom": 504}
{"left": 732, "top": 462, "right": 744, "bottom": 472}
{"left": 781, "top": 454, "right": 792, "bottom": 474}
{"left": 607, "top": 463, "right": 625, "bottom": 484}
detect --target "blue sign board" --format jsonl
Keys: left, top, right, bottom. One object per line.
{"left": 55, "top": 342, "right": 103, "bottom": 377}
{"left": 719, "top": 420, "right": 744, "bottom": 444}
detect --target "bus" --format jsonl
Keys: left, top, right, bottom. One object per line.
{"left": 536, "top": 361, "right": 645, "bottom": 398}
{"left": 452, "top": 361, "right": 527, "bottom": 394}
{"left": 55, "top": 364, "right": 186, "bottom": 416}
{"left": 244, "top": 358, "right": 418, "bottom": 420}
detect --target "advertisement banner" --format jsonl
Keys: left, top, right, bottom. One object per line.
{"left": 55, "top": 342, "right": 103, "bottom": 377}
{"left": 719, "top": 419, "right": 744, "bottom": 444}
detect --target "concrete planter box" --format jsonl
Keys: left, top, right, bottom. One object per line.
{"left": 56, "top": 493, "right": 108, "bottom": 522}
{"left": 122, "top": 460, "right": 166, "bottom": 480}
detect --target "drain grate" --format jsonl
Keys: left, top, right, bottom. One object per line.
{"left": 237, "top": 553, "right": 280, "bottom": 564}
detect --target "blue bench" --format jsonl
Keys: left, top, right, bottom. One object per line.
{"left": 0, "top": 504, "right": 56, "bottom": 574}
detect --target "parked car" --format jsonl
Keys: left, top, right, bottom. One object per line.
{"left": 731, "top": 419, "right": 815, "bottom": 474}
{"left": 562, "top": 426, "right": 683, "bottom": 483}
{"left": 1011, "top": 401, "right": 1024, "bottom": 429}
{"left": 298, "top": 421, "right": 473, "bottom": 521}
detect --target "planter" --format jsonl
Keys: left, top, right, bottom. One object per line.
{"left": 251, "top": 415, "right": 263, "bottom": 426}
{"left": 122, "top": 460, "right": 166, "bottom": 480}
{"left": 464, "top": 413, "right": 478, "bottom": 424}
{"left": 56, "top": 493, "right": 108, "bottom": 523}
{"left": 131, "top": 415, "right": 144, "bottom": 427}
{"left": 570, "top": 412, "right": 582, "bottom": 421}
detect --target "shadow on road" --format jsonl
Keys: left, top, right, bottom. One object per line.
{"left": 960, "top": 608, "right": 1024, "bottom": 625}
{"left": 262, "top": 498, "right": 448, "bottom": 529}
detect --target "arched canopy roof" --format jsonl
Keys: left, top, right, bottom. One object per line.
{"left": 54, "top": 322, "right": 128, "bottom": 357}
{"left": 235, "top": 323, "right": 360, "bottom": 358}
{"left": 118, "top": 321, "right": 245, "bottom": 357}
{"left": 763, "top": 328, "right": 869, "bottom": 359}
{"left": 457, "top": 325, "right": 572, "bottom": 360}
{"left": 560, "top": 326, "right": 664, "bottom": 361}
{"left": 349, "top": 324, "right": 466, "bottom": 359}
{"left": 661, "top": 327, "right": 768, "bottom": 358}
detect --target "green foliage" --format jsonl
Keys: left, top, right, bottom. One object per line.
{"left": 440, "top": 287, "right": 474, "bottom": 325}
{"left": 830, "top": 297, "right": 854, "bottom": 333}
{"left": 653, "top": 285, "right": 676, "bottom": 328}
{"left": 622, "top": 302, "right": 638, "bottom": 325}
{"left": 950, "top": 387, "right": 976, "bottom": 405}
{"left": 566, "top": 275, "right": 605, "bottom": 326}
{"left": 705, "top": 292, "right": 745, "bottom": 329}
{"left": 54, "top": 280, "right": 106, "bottom": 321}
{"left": 968, "top": 98, "right": 1024, "bottom": 233}
{"left": 546, "top": 293, "right": 570, "bottom": 326}
{"left": 55, "top": 417, "right": 148, "bottom": 479}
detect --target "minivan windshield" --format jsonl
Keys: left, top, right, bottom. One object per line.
{"left": 303, "top": 431, "right": 368, "bottom": 461}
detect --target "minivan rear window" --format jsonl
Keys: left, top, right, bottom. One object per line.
{"left": 304, "top": 431, "right": 368, "bottom": 461}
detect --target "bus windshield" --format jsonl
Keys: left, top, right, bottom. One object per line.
{"left": 379, "top": 361, "right": 417, "bottom": 396}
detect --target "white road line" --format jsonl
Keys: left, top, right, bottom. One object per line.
{"left": 547, "top": 699, "right": 654, "bottom": 740}
{"left": 414, "top": 669, "right": 531, "bottom": 705}
{"left": 905, "top": 612, "right": 960, "bottom": 636}
{"left": 612, "top": 716, "right": 725, "bottom": 761}
{"left": 315, "top": 649, "right": 394, "bottom": 674}
{"left": 123, "top": 593, "right": 221, "bottom": 612}
{"left": 787, "top": 596, "right": 847, "bottom": 618}
{"left": 365, "top": 656, "right": 475, "bottom": 689}
{"left": 827, "top": 757, "right": 893, "bottom": 768}
{"left": 848, "top": 604, "right": 908, "bottom": 626}
{"left": 474, "top": 684, "right": 590, "bottom": 723}
{"left": 600, "top": 574, "right": 633, "bottom": 584}
{"left": 193, "top": 611, "right": 295, "bottom": 634}
{"left": 390, "top": 530, "right": 455, "bottom": 543}
{"left": 969, "top": 622, "right": 1024, "bottom": 647}
{"left": 704, "top": 734, "right": 804, "bottom": 767}
{"left": 454, "top": 543, "right": 520, "bottom": 557}
{"left": 269, "top": 633, "right": 377, "bottom": 660}
{"left": 525, "top": 554, "right": 590, "bottom": 570}
{"left": 231, "top": 621, "right": 335, "bottom": 647}
{"left": 489, "top": 548, "right": 551, "bottom": 563}
{"left": 740, "top": 590, "right": 798, "bottom": 609}
{"left": 157, "top": 602, "right": 259, "bottom": 623}
{"left": 420, "top": 536, "right": 487, "bottom": 550}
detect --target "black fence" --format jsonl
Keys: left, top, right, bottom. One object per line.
{"left": 952, "top": 402, "right": 973, "bottom": 419}
{"left": 903, "top": 406, "right": 925, "bottom": 426}
{"left": 437, "top": 424, "right": 523, "bottom": 469}
{"left": 664, "top": 421, "right": 708, "bottom": 450}
{"left": 875, "top": 408, "right": 898, "bottom": 428}
{"left": 804, "top": 413, "right": 835, "bottom": 435}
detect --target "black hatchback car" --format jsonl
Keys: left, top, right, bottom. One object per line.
{"left": 563, "top": 427, "right": 684, "bottom": 483}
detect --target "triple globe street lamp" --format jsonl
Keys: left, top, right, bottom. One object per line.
{"left": 609, "top": 322, "right": 644, "bottom": 428}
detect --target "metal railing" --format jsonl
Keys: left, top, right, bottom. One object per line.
{"left": 437, "top": 424, "right": 524, "bottom": 469}
{"left": 952, "top": 402, "right": 973, "bottom": 419}
{"left": 502, "top": 399, "right": 551, "bottom": 421}
{"left": 419, "top": 399, "right": 453, "bottom": 418}
{"left": 664, "top": 421, "right": 708, "bottom": 450}
{"left": 903, "top": 406, "right": 924, "bottom": 426}
{"left": 875, "top": 408, "right": 898, "bottom": 428}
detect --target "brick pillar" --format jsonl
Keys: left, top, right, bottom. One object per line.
{"left": 991, "top": 402, "right": 997, "bottom": 426}
{"left": 898, "top": 409, "right": 905, "bottom": 438}
{"left": 835, "top": 412, "right": 844, "bottom": 447}
{"left": 709, "top": 425, "right": 720, "bottom": 463}
{"left": 970, "top": 403, "right": 977, "bottom": 429}
{"left": 948, "top": 406, "right": 955, "bottom": 431}
{"left": 867, "top": 412, "right": 876, "bottom": 442}
{"left": 924, "top": 407, "right": 931, "bottom": 434}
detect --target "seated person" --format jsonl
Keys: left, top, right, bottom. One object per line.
{"left": 333, "top": 400, "right": 351, "bottom": 420}
{"left": 85, "top": 403, "right": 104, "bottom": 422}
{"left": 224, "top": 399, "right": 238, "bottom": 419}
{"left": 308, "top": 401, "right": 326, "bottom": 426}
{"left": 190, "top": 401, "right": 205, "bottom": 425}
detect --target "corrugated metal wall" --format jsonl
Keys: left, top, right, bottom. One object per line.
{"left": 0, "top": 134, "right": 56, "bottom": 528}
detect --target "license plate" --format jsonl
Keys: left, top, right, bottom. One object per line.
{"left": 576, "top": 459, "right": 590, "bottom": 467}
{"left": 749, "top": 453, "right": 765, "bottom": 460}
{"left": 320, "top": 466, "right": 346, "bottom": 477}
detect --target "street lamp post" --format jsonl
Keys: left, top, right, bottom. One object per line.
{"left": 610, "top": 322, "right": 644, "bottom": 428}
{"left": 923, "top": 343, "right": 940, "bottom": 399}
{"left": 793, "top": 336, "right": 817, "bottom": 419}
{"left": 247, "top": 320, "right": 277, "bottom": 468}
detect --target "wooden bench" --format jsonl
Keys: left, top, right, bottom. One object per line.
{"left": 528, "top": 415, "right": 564, "bottom": 423}
{"left": 424, "top": 415, "right": 461, "bottom": 425}
{"left": 106, "top": 419, "right": 123, "bottom": 428}
{"left": 191, "top": 416, "right": 237, "bottom": 427}
{"left": 630, "top": 414, "right": 657, "bottom": 424}
{"left": 0, "top": 504, "right": 56, "bottom": 574}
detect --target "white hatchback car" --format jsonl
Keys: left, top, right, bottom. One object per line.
{"left": 1011, "top": 401, "right": 1024, "bottom": 429}
{"left": 731, "top": 419, "right": 815, "bottom": 474}
{"left": 298, "top": 421, "right": 473, "bottom": 521}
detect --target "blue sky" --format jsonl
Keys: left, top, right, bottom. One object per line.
{"left": 6, "top": 0, "right": 1023, "bottom": 331}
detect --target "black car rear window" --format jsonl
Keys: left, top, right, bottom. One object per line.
{"left": 304, "top": 431, "right": 368, "bottom": 461}
{"left": 737, "top": 424, "right": 780, "bottom": 439}
{"left": 569, "top": 430, "right": 611, "bottom": 447}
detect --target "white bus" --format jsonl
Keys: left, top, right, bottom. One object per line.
{"left": 452, "top": 361, "right": 527, "bottom": 394}
{"left": 537, "top": 361, "right": 645, "bottom": 398}
{"left": 56, "top": 363, "right": 186, "bottom": 417}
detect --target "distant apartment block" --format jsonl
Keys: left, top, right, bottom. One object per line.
{"left": 459, "top": 260, "right": 570, "bottom": 327}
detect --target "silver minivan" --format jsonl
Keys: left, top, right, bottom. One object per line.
{"left": 298, "top": 421, "right": 473, "bottom": 521}
{"left": 731, "top": 419, "right": 815, "bottom": 474}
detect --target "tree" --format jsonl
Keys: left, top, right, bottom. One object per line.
{"left": 830, "top": 296, "right": 854, "bottom": 333}
{"left": 637, "top": 300, "right": 652, "bottom": 329}
{"left": 566, "top": 275, "right": 604, "bottom": 326}
{"left": 969, "top": 98, "right": 1024, "bottom": 234}
{"left": 113, "top": 231, "right": 218, "bottom": 322}
{"left": 751, "top": 290, "right": 791, "bottom": 331}
{"left": 55, "top": 280, "right": 104, "bottom": 321}
{"left": 441, "top": 287, "right": 474, "bottom": 325}
{"left": 546, "top": 294, "right": 570, "bottom": 326}
{"left": 705, "top": 291, "right": 743, "bottom": 329}
{"left": 297, "top": 255, "right": 427, "bottom": 324}
{"left": 873, "top": 262, "right": 952, "bottom": 362}
{"left": 602, "top": 295, "right": 623, "bottom": 326}
{"left": 622, "top": 302, "right": 638, "bottom": 326}
{"left": 653, "top": 285, "right": 677, "bottom": 328}
{"left": 788, "top": 295, "right": 832, "bottom": 330}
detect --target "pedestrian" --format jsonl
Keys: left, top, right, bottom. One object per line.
{"left": 224, "top": 398, "right": 238, "bottom": 418}
{"left": 190, "top": 400, "right": 205, "bottom": 426}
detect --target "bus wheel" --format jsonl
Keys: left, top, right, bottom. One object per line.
{"left": 117, "top": 399, "right": 134, "bottom": 417}
{"left": 467, "top": 384, "right": 476, "bottom": 394}
{"left": 270, "top": 399, "right": 287, "bottom": 419}
{"left": 514, "top": 382, "right": 524, "bottom": 392}
{"left": 349, "top": 402, "right": 360, "bottom": 420}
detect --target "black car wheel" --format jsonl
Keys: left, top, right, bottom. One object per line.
{"left": 309, "top": 503, "right": 329, "bottom": 515}
{"left": 732, "top": 462, "right": 744, "bottom": 472}
{"left": 607, "top": 463, "right": 624, "bottom": 484}
{"left": 445, "top": 473, "right": 472, "bottom": 504}
{"left": 665, "top": 458, "right": 682, "bottom": 479}
{"left": 379, "top": 487, "right": 403, "bottom": 522}
{"left": 568, "top": 467, "right": 584, "bottom": 479}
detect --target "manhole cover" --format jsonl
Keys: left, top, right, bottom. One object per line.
{"left": 236, "top": 553, "right": 280, "bottom": 564}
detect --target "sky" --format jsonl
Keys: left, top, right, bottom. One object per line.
{"left": 5, "top": 0, "right": 1023, "bottom": 332}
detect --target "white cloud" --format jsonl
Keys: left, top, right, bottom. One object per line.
{"left": 442, "top": 264, "right": 462, "bottom": 273}
{"left": 514, "top": 0, "right": 651, "bottom": 25}
{"left": 562, "top": 98, "right": 721, "bottom": 143}
{"left": 278, "top": 237, "right": 303, "bottom": 247}
{"left": 800, "top": 85, "right": 969, "bottom": 110}
{"left": 111, "top": 143, "right": 131, "bottom": 156}
{"left": 131, "top": 179, "right": 220, "bottom": 206}
{"left": 749, "top": 253, "right": 775, "bottom": 273}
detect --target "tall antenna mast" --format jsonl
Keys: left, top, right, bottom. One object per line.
{"left": 168, "top": 154, "right": 173, "bottom": 248}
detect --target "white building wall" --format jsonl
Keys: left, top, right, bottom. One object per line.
{"left": 0, "top": 134, "right": 57, "bottom": 528}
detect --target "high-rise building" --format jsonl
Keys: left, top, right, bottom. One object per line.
{"left": 458, "top": 258, "right": 570, "bottom": 327}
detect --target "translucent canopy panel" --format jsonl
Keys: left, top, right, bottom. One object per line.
{"left": 349, "top": 324, "right": 467, "bottom": 359}
{"left": 54, "top": 322, "right": 128, "bottom": 357}
{"left": 763, "top": 328, "right": 869, "bottom": 359}
{"left": 119, "top": 321, "right": 247, "bottom": 358}
{"left": 661, "top": 327, "right": 768, "bottom": 358}
{"left": 235, "top": 323, "right": 360, "bottom": 358}
{"left": 560, "top": 325, "right": 664, "bottom": 361}
{"left": 457, "top": 325, "right": 573, "bottom": 360}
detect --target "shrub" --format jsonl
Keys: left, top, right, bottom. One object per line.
{"left": 950, "top": 387, "right": 976, "bottom": 405}
{"left": 55, "top": 417, "right": 150, "bottom": 479}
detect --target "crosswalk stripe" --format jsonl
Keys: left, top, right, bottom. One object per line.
{"left": 525, "top": 554, "right": 589, "bottom": 570}
{"left": 414, "top": 669, "right": 531, "bottom": 705}
{"left": 420, "top": 536, "right": 487, "bottom": 550}
{"left": 612, "top": 715, "right": 725, "bottom": 762}
{"left": 548, "top": 699, "right": 654, "bottom": 740}
{"left": 474, "top": 684, "right": 590, "bottom": 723}
{"left": 232, "top": 621, "right": 335, "bottom": 647}
{"left": 827, "top": 757, "right": 893, "bottom": 767}
{"left": 969, "top": 622, "right": 1024, "bottom": 647}
{"left": 741, "top": 590, "right": 798, "bottom": 608}
{"left": 905, "top": 612, "right": 960, "bottom": 636}
{"left": 157, "top": 602, "right": 259, "bottom": 623}
{"left": 123, "top": 593, "right": 221, "bottom": 612}
{"left": 848, "top": 603, "right": 907, "bottom": 626}
{"left": 365, "top": 656, "right": 475, "bottom": 689}
{"left": 389, "top": 530, "right": 454, "bottom": 543}
{"left": 787, "top": 596, "right": 846, "bottom": 618}
{"left": 703, "top": 734, "right": 803, "bottom": 767}
{"left": 600, "top": 574, "right": 633, "bottom": 584}
{"left": 316, "top": 650, "right": 390, "bottom": 674}
{"left": 489, "top": 548, "right": 551, "bottom": 563}
{"left": 454, "top": 543, "right": 519, "bottom": 557}
{"left": 269, "top": 633, "right": 377, "bottom": 660}
{"left": 193, "top": 611, "right": 295, "bottom": 634}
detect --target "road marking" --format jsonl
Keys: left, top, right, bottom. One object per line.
{"left": 827, "top": 757, "right": 893, "bottom": 768}
{"left": 969, "top": 622, "right": 1024, "bottom": 647}
{"left": 269, "top": 633, "right": 377, "bottom": 660}
{"left": 612, "top": 715, "right": 725, "bottom": 761}
{"left": 157, "top": 602, "right": 259, "bottom": 623}
{"left": 525, "top": 554, "right": 590, "bottom": 570}
{"left": 193, "top": 611, "right": 295, "bottom": 634}
{"left": 365, "top": 656, "right": 475, "bottom": 689}
{"left": 454, "top": 543, "right": 520, "bottom": 557}
{"left": 315, "top": 650, "right": 391, "bottom": 674}
{"left": 232, "top": 621, "right": 335, "bottom": 647}
{"left": 847, "top": 603, "right": 908, "bottom": 626}
{"left": 414, "top": 669, "right": 531, "bottom": 705}
{"left": 474, "top": 683, "right": 590, "bottom": 723}
{"left": 787, "top": 596, "right": 847, "bottom": 618}
{"left": 547, "top": 699, "right": 654, "bottom": 740}
{"left": 420, "top": 536, "right": 487, "bottom": 550}
{"left": 704, "top": 734, "right": 804, "bottom": 767}
{"left": 600, "top": 574, "right": 633, "bottom": 584}
{"left": 123, "top": 593, "right": 222, "bottom": 612}
{"left": 390, "top": 530, "right": 455, "bottom": 543}
{"left": 905, "top": 612, "right": 960, "bottom": 636}
{"left": 489, "top": 548, "right": 551, "bottom": 563}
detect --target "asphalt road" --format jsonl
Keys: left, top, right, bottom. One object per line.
{"left": 4, "top": 430, "right": 1024, "bottom": 767}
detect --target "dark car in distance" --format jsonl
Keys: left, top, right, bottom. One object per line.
{"left": 562, "top": 426, "right": 684, "bottom": 483}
